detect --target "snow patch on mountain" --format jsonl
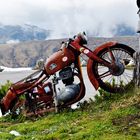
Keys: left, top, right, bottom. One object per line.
{"left": 6, "top": 39, "right": 20, "bottom": 44}
{"left": 0, "top": 24, "right": 50, "bottom": 44}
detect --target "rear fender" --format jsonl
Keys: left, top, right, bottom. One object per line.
{"left": 0, "top": 82, "right": 34, "bottom": 115}
{"left": 0, "top": 89, "right": 17, "bottom": 114}
{"left": 87, "top": 42, "right": 135, "bottom": 90}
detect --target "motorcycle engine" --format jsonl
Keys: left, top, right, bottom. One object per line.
{"left": 57, "top": 67, "right": 80, "bottom": 105}
{"left": 59, "top": 66, "right": 74, "bottom": 85}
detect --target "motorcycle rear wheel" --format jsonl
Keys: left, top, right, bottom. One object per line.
{"left": 92, "top": 44, "right": 135, "bottom": 93}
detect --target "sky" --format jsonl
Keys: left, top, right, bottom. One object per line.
{"left": 0, "top": 0, "right": 138, "bottom": 38}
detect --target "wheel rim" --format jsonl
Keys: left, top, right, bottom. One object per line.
{"left": 93, "top": 46, "right": 135, "bottom": 93}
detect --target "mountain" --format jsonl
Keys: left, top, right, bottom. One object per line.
{"left": 0, "top": 24, "right": 136, "bottom": 44}
{"left": 86, "top": 24, "right": 136, "bottom": 37}
{"left": 0, "top": 24, "right": 50, "bottom": 44}
{"left": 112, "top": 24, "right": 136, "bottom": 36}
{"left": 0, "top": 23, "right": 137, "bottom": 67}
{"left": 0, "top": 36, "right": 138, "bottom": 68}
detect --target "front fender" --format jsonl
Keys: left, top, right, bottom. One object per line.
{"left": 87, "top": 41, "right": 135, "bottom": 90}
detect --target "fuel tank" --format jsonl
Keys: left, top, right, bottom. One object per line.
{"left": 45, "top": 47, "right": 75, "bottom": 75}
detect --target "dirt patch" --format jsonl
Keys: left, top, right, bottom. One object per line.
{"left": 112, "top": 114, "right": 140, "bottom": 136}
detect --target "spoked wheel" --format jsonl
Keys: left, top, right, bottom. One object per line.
{"left": 92, "top": 44, "right": 135, "bottom": 93}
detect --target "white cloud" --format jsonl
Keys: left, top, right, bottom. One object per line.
{"left": 0, "top": 0, "right": 138, "bottom": 38}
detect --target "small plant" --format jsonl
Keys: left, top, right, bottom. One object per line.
{"left": 95, "top": 88, "right": 111, "bottom": 104}
{"left": 0, "top": 80, "right": 12, "bottom": 99}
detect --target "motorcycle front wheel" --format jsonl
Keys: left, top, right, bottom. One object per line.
{"left": 92, "top": 43, "right": 135, "bottom": 93}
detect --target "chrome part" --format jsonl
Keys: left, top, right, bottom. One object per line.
{"left": 57, "top": 84, "right": 80, "bottom": 105}
{"left": 109, "top": 58, "right": 125, "bottom": 76}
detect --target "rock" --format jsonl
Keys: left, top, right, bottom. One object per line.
{"left": 137, "top": 124, "right": 140, "bottom": 127}
{"left": 9, "top": 130, "right": 21, "bottom": 136}
{"left": 0, "top": 109, "right": 2, "bottom": 117}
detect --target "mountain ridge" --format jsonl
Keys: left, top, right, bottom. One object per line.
{"left": 0, "top": 36, "right": 138, "bottom": 68}
{"left": 0, "top": 24, "right": 50, "bottom": 44}
{"left": 0, "top": 23, "right": 136, "bottom": 44}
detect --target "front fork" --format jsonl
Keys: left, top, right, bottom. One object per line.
{"left": 70, "top": 42, "right": 116, "bottom": 70}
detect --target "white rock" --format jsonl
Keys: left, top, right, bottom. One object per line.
{"left": 10, "top": 130, "right": 21, "bottom": 136}
{"left": 0, "top": 109, "right": 2, "bottom": 117}
{"left": 71, "top": 103, "right": 80, "bottom": 109}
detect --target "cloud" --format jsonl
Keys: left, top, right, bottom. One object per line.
{"left": 0, "top": 0, "right": 138, "bottom": 38}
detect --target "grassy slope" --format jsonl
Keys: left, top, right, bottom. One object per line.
{"left": 0, "top": 88, "right": 140, "bottom": 140}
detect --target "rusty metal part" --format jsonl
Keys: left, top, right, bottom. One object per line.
{"left": 45, "top": 47, "right": 75, "bottom": 75}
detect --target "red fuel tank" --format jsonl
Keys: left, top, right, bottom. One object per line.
{"left": 45, "top": 47, "right": 75, "bottom": 75}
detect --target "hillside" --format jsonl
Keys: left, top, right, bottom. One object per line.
{"left": 0, "top": 87, "right": 140, "bottom": 139}
{"left": 0, "top": 36, "right": 138, "bottom": 67}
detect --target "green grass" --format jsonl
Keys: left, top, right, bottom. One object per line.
{"left": 0, "top": 86, "right": 140, "bottom": 139}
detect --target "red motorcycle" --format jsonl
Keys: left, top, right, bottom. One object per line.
{"left": 0, "top": 32, "right": 135, "bottom": 116}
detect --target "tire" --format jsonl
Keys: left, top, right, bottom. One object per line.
{"left": 92, "top": 44, "right": 135, "bottom": 93}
